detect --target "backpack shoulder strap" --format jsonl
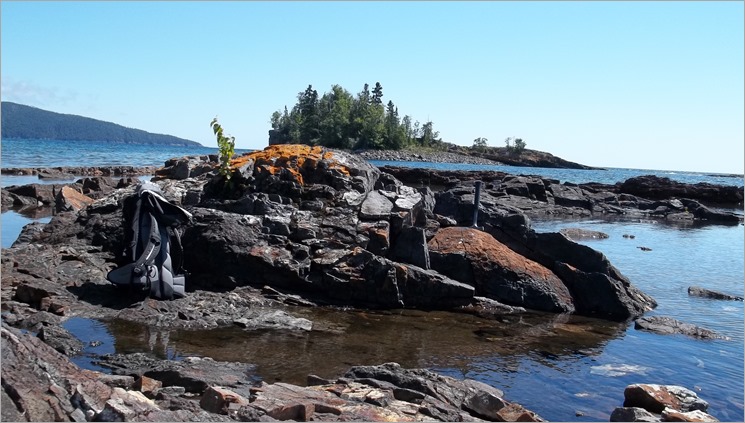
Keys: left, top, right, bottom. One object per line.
{"left": 131, "top": 211, "right": 161, "bottom": 278}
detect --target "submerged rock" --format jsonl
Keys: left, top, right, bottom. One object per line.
{"left": 559, "top": 227, "right": 610, "bottom": 241}
{"left": 687, "top": 286, "right": 743, "bottom": 301}
{"left": 634, "top": 316, "right": 728, "bottom": 340}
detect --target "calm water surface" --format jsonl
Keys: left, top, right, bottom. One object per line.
{"left": 2, "top": 139, "right": 743, "bottom": 421}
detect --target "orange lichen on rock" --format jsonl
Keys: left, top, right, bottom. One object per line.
{"left": 229, "top": 144, "right": 350, "bottom": 185}
{"left": 429, "top": 227, "right": 558, "bottom": 280}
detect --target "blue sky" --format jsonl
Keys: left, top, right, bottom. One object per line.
{"left": 2, "top": 1, "right": 743, "bottom": 174}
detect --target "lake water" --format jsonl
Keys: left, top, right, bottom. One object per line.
{"left": 1, "top": 139, "right": 743, "bottom": 421}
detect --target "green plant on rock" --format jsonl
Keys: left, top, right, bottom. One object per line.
{"left": 210, "top": 117, "right": 236, "bottom": 180}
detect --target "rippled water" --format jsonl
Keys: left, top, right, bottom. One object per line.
{"left": 3, "top": 139, "right": 744, "bottom": 421}
{"left": 1, "top": 138, "right": 226, "bottom": 168}
{"left": 368, "top": 160, "right": 744, "bottom": 187}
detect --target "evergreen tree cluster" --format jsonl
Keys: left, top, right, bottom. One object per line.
{"left": 269, "top": 83, "right": 442, "bottom": 150}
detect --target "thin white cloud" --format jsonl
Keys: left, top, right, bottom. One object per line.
{"left": 0, "top": 77, "right": 78, "bottom": 108}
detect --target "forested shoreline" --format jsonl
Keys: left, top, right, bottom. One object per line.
{"left": 1, "top": 101, "right": 202, "bottom": 147}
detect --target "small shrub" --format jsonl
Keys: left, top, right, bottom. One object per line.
{"left": 210, "top": 117, "right": 236, "bottom": 180}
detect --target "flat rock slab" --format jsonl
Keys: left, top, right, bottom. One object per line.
{"left": 687, "top": 286, "right": 743, "bottom": 301}
{"left": 634, "top": 316, "right": 729, "bottom": 340}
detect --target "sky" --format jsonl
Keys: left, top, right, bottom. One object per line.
{"left": 1, "top": 1, "right": 743, "bottom": 174}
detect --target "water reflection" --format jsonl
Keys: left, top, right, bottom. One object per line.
{"left": 101, "top": 308, "right": 627, "bottom": 386}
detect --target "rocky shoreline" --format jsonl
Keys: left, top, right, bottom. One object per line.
{"left": 355, "top": 149, "right": 501, "bottom": 165}
{"left": 2, "top": 145, "right": 740, "bottom": 422}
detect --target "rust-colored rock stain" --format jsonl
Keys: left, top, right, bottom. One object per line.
{"left": 230, "top": 144, "right": 350, "bottom": 186}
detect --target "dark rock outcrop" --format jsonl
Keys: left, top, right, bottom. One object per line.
{"left": 619, "top": 175, "right": 743, "bottom": 206}
{"left": 384, "top": 166, "right": 743, "bottom": 213}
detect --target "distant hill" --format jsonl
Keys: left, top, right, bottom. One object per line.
{"left": 1, "top": 102, "right": 202, "bottom": 147}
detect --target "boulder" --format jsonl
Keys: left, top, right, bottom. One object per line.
{"left": 623, "top": 384, "right": 710, "bottom": 414}
{"left": 429, "top": 227, "right": 575, "bottom": 313}
{"left": 218, "top": 145, "right": 381, "bottom": 204}
{"left": 527, "top": 232, "right": 657, "bottom": 320}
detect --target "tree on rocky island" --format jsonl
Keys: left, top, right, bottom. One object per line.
{"left": 268, "top": 82, "right": 443, "bottom": 150}
{"left": 505, "top": 136, "right": 527, "bottom": 155}
{"left": 473, "top": 137, "right": 488, "bottom": 153}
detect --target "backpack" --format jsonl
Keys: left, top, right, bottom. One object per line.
{"left": 107, "top": 181, "right": 192, "bottom": 300}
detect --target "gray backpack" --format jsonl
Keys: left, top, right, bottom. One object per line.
{"left": 107, "top": 182, "right": 192, "bottom": 299}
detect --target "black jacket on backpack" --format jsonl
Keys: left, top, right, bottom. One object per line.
{"left": 107, "top": 182, "right": 192, "bottom": 300}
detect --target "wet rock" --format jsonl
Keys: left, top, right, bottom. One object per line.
{"left": 687, "top": 286, "right": 743, "bottom": 301}
{"left": 623, "top": 384, "right": 710, "bottom": 414}
{"left": 37, "top": 323, "right": 85, "bottom": 356}
{"left": 233, "top": 310, "right": 313, "bottom": 331}
{"left": 559, "top": 227, "right": 610, "bottom": 241}
{"left": 456, "top": 296, "right": 526, "bottom": 318}
{"left": 96, "top": 353, "right": 258, "bottom": 396}
{"left": 634, "top": 316, "right": 728, "bottom": 340}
